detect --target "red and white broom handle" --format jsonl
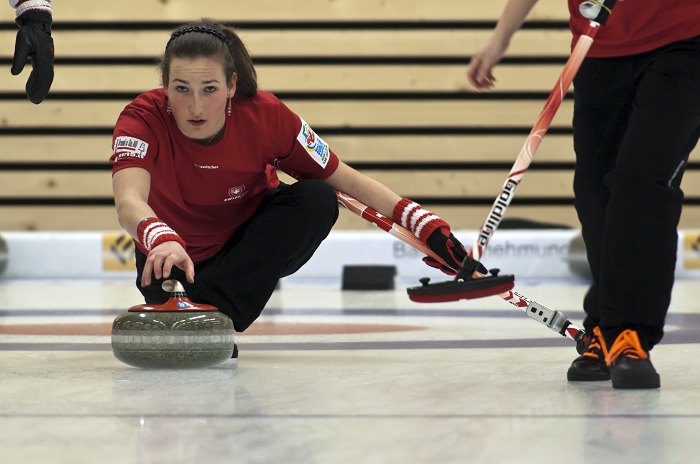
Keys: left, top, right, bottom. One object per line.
{"left": 334, "top": 189, "right": 585, "bottom": 342}
{"left": 335, "top": 189, "right": 441, "bottom": 263}
{"left": 333, "top": 5, "right": 621, "bottom": 343}
{"left": 468, "top": 23, "right": 600, "bottom": 264}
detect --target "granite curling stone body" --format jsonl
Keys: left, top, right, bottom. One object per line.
{"left": 111, "top": 280, "right": 235, "bottom": 368}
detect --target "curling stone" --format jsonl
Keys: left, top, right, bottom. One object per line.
{"left": 111, "top": 280, "right": 235, "bottom": 369}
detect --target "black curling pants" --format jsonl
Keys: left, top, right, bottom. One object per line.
{"left": 135, "top": 179, "right": 339, "bottom": 332}
{"left": 572, "top": 36, "right": 700, "bottom": 350}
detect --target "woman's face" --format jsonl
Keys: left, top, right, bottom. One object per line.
{"left": 164, "top": 56, "right": 236, "bottom": 143}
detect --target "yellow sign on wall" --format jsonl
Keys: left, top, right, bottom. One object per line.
{"left": 103, "top": 233, "right": 136, "bottom": 271}
{"left": 684, "top": 232, "right": 700, "bottom": 270}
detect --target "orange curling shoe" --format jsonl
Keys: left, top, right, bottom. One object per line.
{"left": 605, "top": 329, "right": 660, "bottom": 389}
{"left": 567, "top": 326, "right": 611, "bottom": 381}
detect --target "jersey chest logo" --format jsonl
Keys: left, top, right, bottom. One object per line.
{"left": 225, "top": 185, "right": 248, "bottom": 202}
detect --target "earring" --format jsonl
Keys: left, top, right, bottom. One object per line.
{"left": 167, "top": 99, "right": 172, "bottom": 114}
{"left": 227, "top": 97, "right": 232, "bottom": 116}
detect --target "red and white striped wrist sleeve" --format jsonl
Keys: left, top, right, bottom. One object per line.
{"left": 392, "top": 198, "right": 448, "bottom": 243}
{"left": 12, "top": 0, "right": 53, "bottom": 16}
{"left": 136, "top": 218, "right": 186, "bottom": 252}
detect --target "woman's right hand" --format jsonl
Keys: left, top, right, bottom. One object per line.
{"left": 466, "top": 38, "right": 510, "bottom": 91}
{"left": 141, "top": 240, "right": 195, "bottom": 287}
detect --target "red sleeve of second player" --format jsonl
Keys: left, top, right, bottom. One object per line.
{"left": 272, "top": 99, "right": 339, "bottom": 180}
{"left": 110, "top": 100, "right": 160, "bottom": 175}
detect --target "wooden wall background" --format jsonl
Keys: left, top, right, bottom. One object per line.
{"left": 0, "top": 0, "right": 698, "bottom": 231}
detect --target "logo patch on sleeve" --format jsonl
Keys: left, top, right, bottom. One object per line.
{"left": 296, "top": 118, "right": 330, "bottom": 168}
{"left": 113, "top": 136, "right": 149, "bottom": 160}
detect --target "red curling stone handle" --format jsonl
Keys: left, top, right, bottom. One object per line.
{"left": 128, "top": 293, "right": 218, "bottom": 312}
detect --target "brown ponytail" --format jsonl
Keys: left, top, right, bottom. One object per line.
{"left": 160, "top": 19, "right": 257, "bottom": 100}
{"left": 220, "top": 27, "right": 257, "bottom": 100}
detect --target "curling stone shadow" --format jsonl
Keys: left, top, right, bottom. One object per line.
{"left": 110, "top": 366, "right": 315, "bottom": 462}
{"left": 110, "top": 365, "right": 239, "bottom": 462}
{"left": 111, "top": 361, "right": 238, "bottom": 415}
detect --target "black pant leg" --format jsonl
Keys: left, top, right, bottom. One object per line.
{"left": 597, "top": 38, "right": 700, "bottom": 348}
{"left": 190, "top": 179, "right": 338, "bottom": 331}
{"left": 572, "top": 56, "right": 636, "bottom": 334}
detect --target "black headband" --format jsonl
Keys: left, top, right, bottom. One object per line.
{"left": 166, "top": 26, "right": 235, "bottom": 57}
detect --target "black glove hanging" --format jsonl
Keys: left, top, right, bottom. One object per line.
{"left": 12, "top": 11, "right": 54, "bottom": 104}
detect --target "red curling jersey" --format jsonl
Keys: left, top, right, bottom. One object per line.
{"left": 569, "top": 0, "right": 700, "bottom": 58}
{"left": 110, "top": 88, "right": 339, "bottom": 262}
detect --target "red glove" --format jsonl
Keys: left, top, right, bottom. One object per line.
{"left": 393, "top": 198, "right": 486, "bottom": 276}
